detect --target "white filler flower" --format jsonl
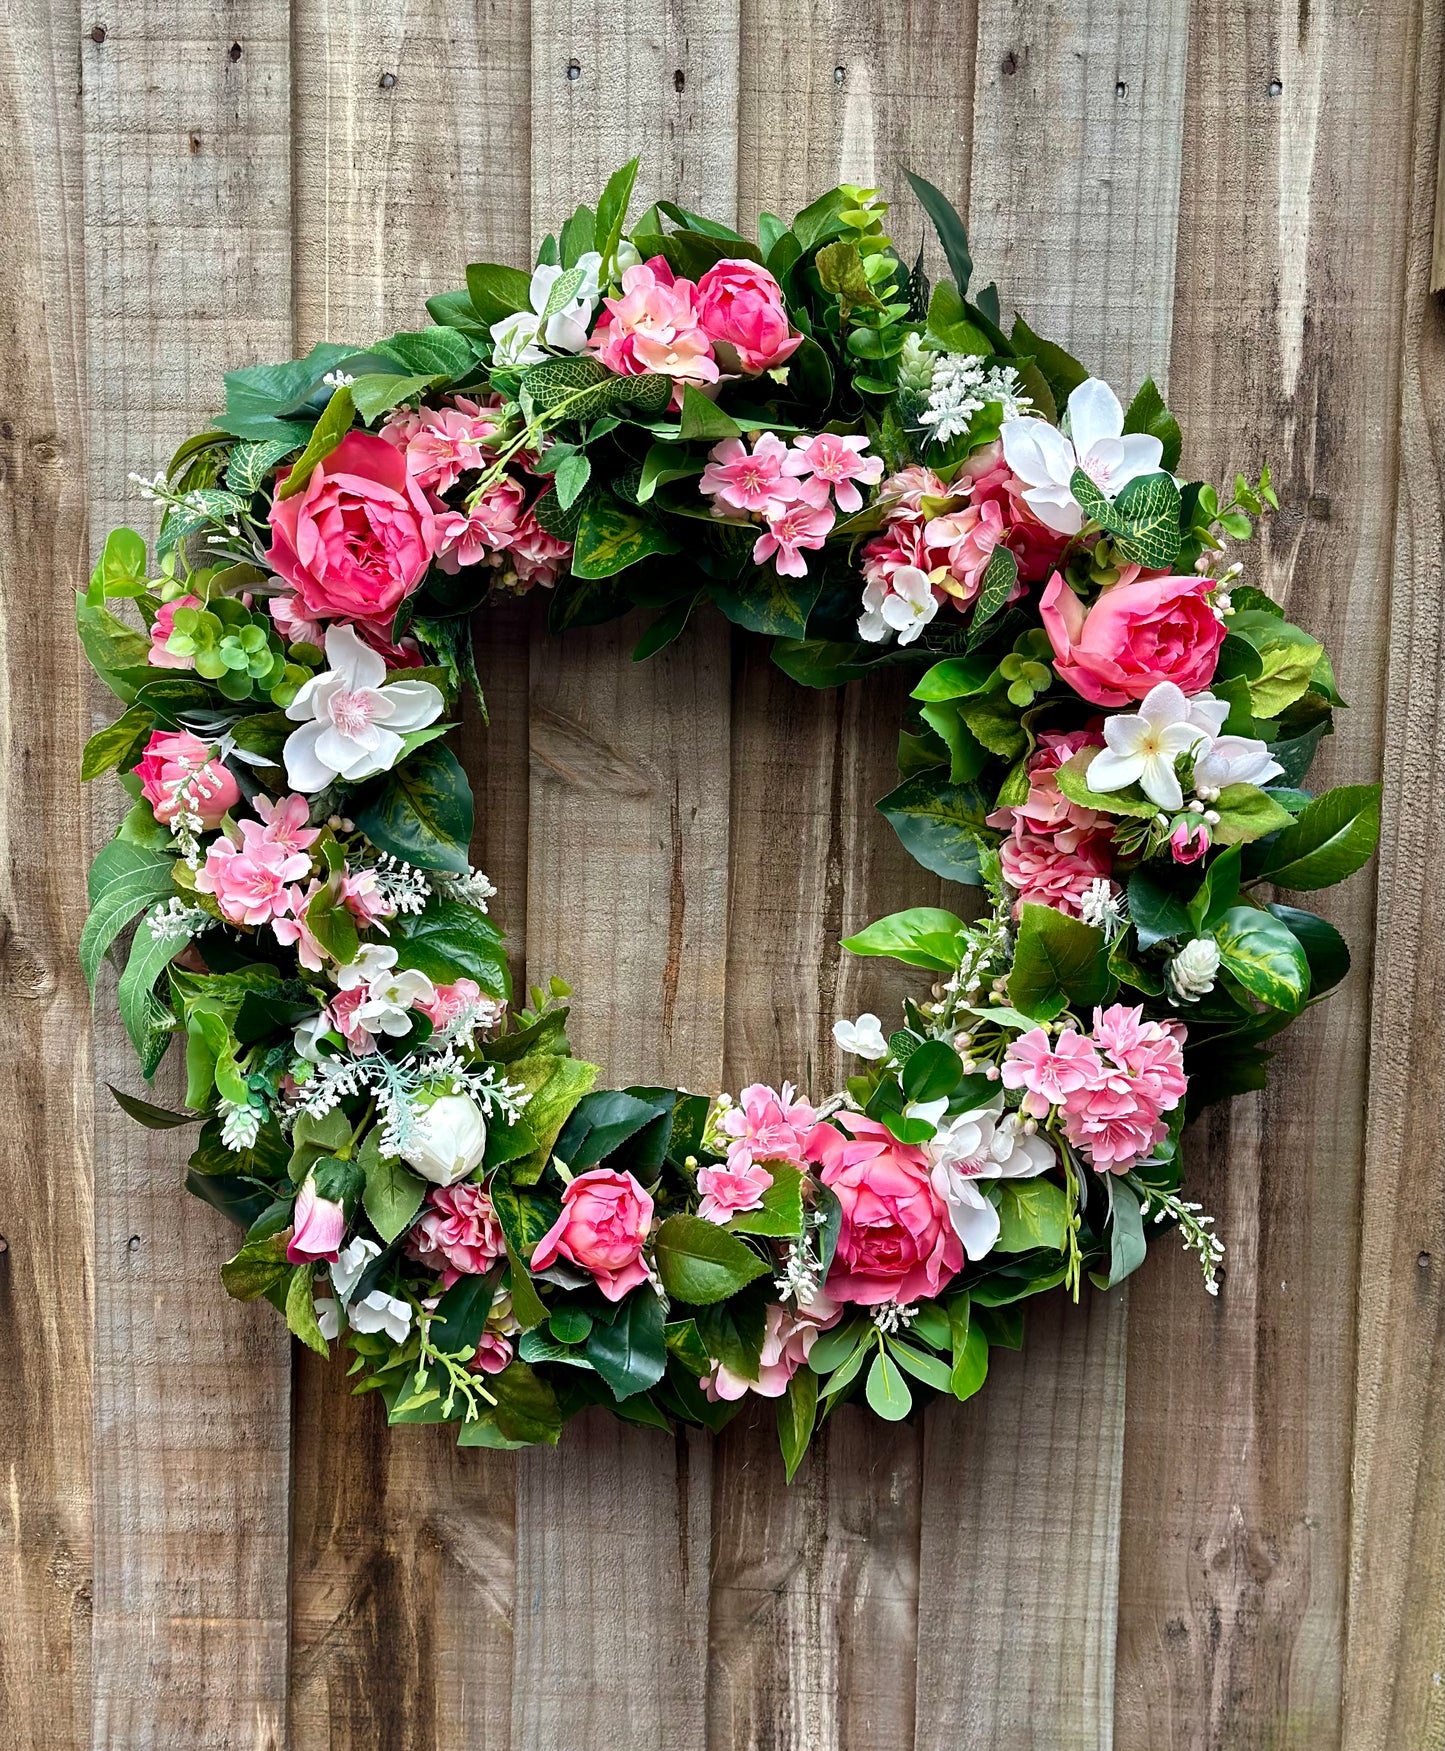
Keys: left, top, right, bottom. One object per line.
{"left": 348, "top": 1289, "right": 413, "bottom": 1343}
{"left": 284, "top": 623, "right": 443, "bottom": 793}
{"left": 1168, "top": 938, "right": 1223, "bottom": 1003}
{"left": 1001, "top": 377, "right": 1164, "bottom": 534}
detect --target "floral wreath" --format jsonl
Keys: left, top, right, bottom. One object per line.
{"left": 80, "top": 167, "right": 1380, "bottom": 1470}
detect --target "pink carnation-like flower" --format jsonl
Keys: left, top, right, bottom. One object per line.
{"left": 783, "top": 432, "right": 884, "bottom": 514}
{"left": 923, "top": 498, "right": 1010, "bottom": 605}
{"left": 395, "top": 399, "right": 504, "bottom": 496}
{"left": 507, "top": 509, "right": 572, "bottom": 590}
{"left": 133, "top": 730, "right": 240, "bottom": 830}
{"left": 879, "top": 464, "right": 947, "bottom": 515}
{"left": 696, "top": 1160, "right": 774, "bottom": 1224}
{"left": 998, "top": 831, "right": 1114, "bottom": 921}
{"left": 861, "top": 518, "right": 933, "bottom": 592}
{"left": 753, "top": 477, "right": 836, "bottom": 577}
{"left": 694, "top": 259, "right": 801, "bottom": 375}
{"left": 589, "top": 258, "right": 719, "bottom": 387}
{"left": 719, "top": 1081, "right": 818, "bottom": 1170}
{"left": 434, "top": 475, "right": 529, "bottom": 573}
{"left": 196, "top": 828, "right": 313, "bottom": 926}
{"left": 147, "top": 594, "right": 203, "bottom": 668}
{"left": 1040, "top": 571, "right": 1226, "bottom": 707}
{"left": 699, "top": 432, "right": 792, "bottom": 515}
{"left": 416, "top": 978, "right": 483, "bottom": 1029}
{"left": 701, "top": 1292, "right": 840, "bottom": 1401}
{"left": 1001, "top": 1026, "right": 1103, "bottom": 1118}
{"left": 530, "top": 1167, "right": 654, "bottom": 1302}
{"left": 408, "top": 1182, "right": 506, "bottom": 1289}
{"left": 268, "top": 593, "right": 327, "bottom": 650}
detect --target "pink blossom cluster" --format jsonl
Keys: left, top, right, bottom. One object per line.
{"left": 701, "top": 1293, "right": 840, "bottom": 1402}
{"left": 986, "top": 731, "right": 1121, "bottom": 921}
{"left": 699, "top": 430, "right": 883, "bottom": 577}
{"left": 195, "top": 794, "right": 320, "bottom": 926}
{"left": 408, "top": 1181, "right": 506, "bottom": 1288}
{"left": 1001, "top": 1005, "right": 1188, "bottom": 1173}
{"left": 696, "top": 1081, "right": 820, "bottom": 1223}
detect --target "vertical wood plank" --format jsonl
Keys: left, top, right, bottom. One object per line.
{"left": 707, "top": 12, "right": 971, "bottom": 1749}
{"left": 0, "top": 7, "right": 93, "bottom": 1747}
{"left": 1114, "top": 3, "right": 1423, "bottom": 1746}
{"left": 285, "top": 6, "right": 532, "bottom": 1746}
{"left": 81, "top": 7, "right": 295, "bottom": 1746}
{"left": 912, "top": 7, "right": 1189, "bottom": 1748}
{"left": 1342, "top": 6, "right": 1445, "bottom": 1747}
{"left": 513, "top": 10, "right": 737, "bottom": 1747}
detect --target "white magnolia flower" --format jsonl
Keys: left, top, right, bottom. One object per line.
{"left": 1087, "top": 682, "right": 1210, "bottom": 811}
{"left": 401, "top": 1090, "right": 488, "bottom": 1186}
{"left": 1193, "top": 736, "right": 1284, "bottom": 797}
{"left": 904, "top": 1095, "right": 951, "bottom": 1129}
{"left": 1168, "top": 937, "right": 1222, "bottom": 1003}
{"left": 928, "top": 1097, "right": 1056, "bottom": 1260}
{"left": 489, "top": 252, "right": 603, "bottom": 365}
{"left": 833, "top": 1013, "right": 889, "bottom": 1060}
{"left": 293, "top": 1009, "right": 334, "bottom": 1064}
{"left": 1001, "top": 378, "right": 1164, "bottom": 535}
{"left": 335, "top": 943, "right": 436, "bottom": 1038}
{"left": 857, "top": 566, "right": 940, "bottom": 646}
{"left": 330, "top": 1236, "right": 382, "bottom": 1304}
{"left": 284, "top": 624, "right": 444, "bottom": 794}
{"left": 348, "top": 1289, "right": 413, "bottom": 1343}
{"left": 314, "top": 1296, "right": 341, "bottom": 1340}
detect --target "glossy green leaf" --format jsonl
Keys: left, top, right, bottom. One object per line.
{"left": 1007, "top": 903, "right": 1109, "bottom": 1019}
{"left": 1266, "top": 903, "right": 1350, "bottom": 994}
{"left": 585, "top": 1291, "right": 667, "bottom": 1401}
{"left": 387, "top": 896, "right": 510, "bottom": 998}
{"left": 1089, "top": 1177, "right": 1147, "bottom": 1290}
{"left": 728, "top": 1162, "right": 806, "bottom": 1238}
{"left": 1212, "top": 905, "right": 1311, "bottom": 1012}
{"left": 1250, "top": 784, "right": 1381, "bottom": 891}
{"left": 712, "top": 567, "right": 820, "bottom": 639}
{"left": 993, "top": 1178, "right": 1071, "bottom": 1254}
{"left": 652, "top": 1215, "right": 769, "bottom": 1305}
{"left": 777, "top": 1367, "right": 818, "bottom": 1482}
{"left": 1209, "top": 783, "right": 1297, "bottom": 847}
{"left": 353, "top": 743, "right": 475, "bottom": 876}
{"left": 275, "top": 385, "right": 355, "bottom": 499}
{"left": 1122, "top": 377, "right": 1182, "bottom": 473}
{"left": 841, "top": 907, "right": 968, "bottom": 971}
{"left": 284, "top": 1264, "right": 330, "bottom": 1356}
{"left": 865, "top": 1348, "right": 913, "bottom": 1420}
{"left": 571, "top": 497, "right": 681, "bottom": 579}
{"left": 876, "top": 774, "right": 990, "bottom": 885}
{"left": 80, "top": 864, "right": 176, "bottom": 993}
{"left": 904, "top": 168, "right": 973, "bottom": 296}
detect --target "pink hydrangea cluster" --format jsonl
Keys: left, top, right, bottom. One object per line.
{"left": 986, "top": 730, "right": 1122, "bottom": 920}
{"left": 195, "top": 804, "right": 319, "bottom": 925}
{"left": 695, "top": 1081, "right": 823, "bottom": 1223}
{"left": 1001, "top": 1004, "right": 1188, "bottom": 1173}
{"left": 701, "top": 1292, "right": 840, "bottom": 1402}
{"left": 408, "top": 1182, "right": 506, "bottom": 1288}
{"left": 699, "top": 430, "right": 882, "bottom": 578}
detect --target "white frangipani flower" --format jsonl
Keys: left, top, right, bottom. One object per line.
{"left": 1086, "top": 682, "right": 1210, "bottom": 811}
{"left": 1168, "top": 937, "right": 1223, "bottom": 1003}
{"left": 348, "top": 1289, "right": 413, "bottom": 1343}
{"left": 833, "top": 1013, "right": 890, "bottom": 1060}
{"left": 489, "top": 252, "right": 603, "bottom": 365}
{"left": 857, "top": 566, "right": 940, "bottom": 646}
{"left": 927, "top": 1096, "right": 1057, "bottom": 1260}
{"left": 284, "top": 623, "right": 443, "bottom": 793}
{"left": 1001, "top": 377, "right": 1164, "bottom": 535}
{"left": 330, "top": 1236, "right": 382, "bottom": 1304}
{"left": 1192, "top": 736, "right": 1285, "bottom": 798}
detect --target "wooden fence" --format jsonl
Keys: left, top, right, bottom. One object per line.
{"left": 2, "top": 0, "right": 1442, "bottom": 1745}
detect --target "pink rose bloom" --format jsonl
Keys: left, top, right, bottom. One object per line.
{"left": 287, "top": 1175, "right": 345, "bottom": 1264}
{"left": 416, "top": 978, "right": 485, "bottom": 1030}
{"left": 267, "top": 431, "right": 439, "bottom": 625}
{"left": 470, "top": 1331, "right": 514, "bottom": 1374}
{"left": 998, "top": 831, "right": 1114, "bottom": 920}
{"left": 924, "top": 498, "right": 1009, "bottom": 604}
{"left": 753, "top": 477, "right": 835, "bottom": 578}
{"left": 1040, "top": 571, "right": 1226, "bottom": 707}
{"left": 1001, "top": 1026, "right": 1103, "bottom": 1118}
{"left": 878, "top": 464, "right": 947, "bottom": 515}
{"left": 816, "top": 1114, "right": 963, "bottom": 1306}
{"left": 271, "top": 882, "right": 327, "bottom": 971}
{"left": 702, "top": 1292, "right": 841, "bottom": 1401}
{"left": 408, "top": 1182, "right": 506, "bottom": 1289}
{"left": 589, "top": 258, "right": 719, "bottom": 386}
{"left": 147, "top": 594, "right": 202, "bottom": 668}
{"left": 196, "top": 828, "right": 312, "bottom": 926}
{"left": 252, "top": 792, "right": 320, "bottom": 854}
{"left": 699, "top": 431, "right": 791, "bottom": 515}
{"left": 530, "top": 1167, "right": 654, "bottom": 1302}
{"left": 696, "top": 1161, "right": 774, "bottom": 1224}
{"left": 694, "top": 258, "right": 801, "bottom": 375}
{"left": 508, "top": 510, "right": 572, "bottom": 590}
{"left": 327, "top": 984, "right": 377, "bottom": 1055}
{"left": 1169, "top": 819, "right": 1210, "bottom": 863}
{"left": 783, "top": 432, "right": 884, "bottom": 514}
{"left": 719, "top": 1081, "right": 818, "bottom": 1170}
{"left": 133, "top": 730, "right": 240, "bottom": 829}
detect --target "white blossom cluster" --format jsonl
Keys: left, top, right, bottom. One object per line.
{"left": 146, "top": 896, "right": 215, "bottom": 942}
{"left": 919, "top": 356, "right": 1033, "bottom": 444}
{"left": 432, "top": 865, "right": 499, "bottom": 912}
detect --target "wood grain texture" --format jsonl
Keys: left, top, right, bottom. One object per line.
{"left": 284, "top": 7, "right": 532, "bottom": 1747}
{"left": 81, "top": 7, "right": 295, "bottom": 1747}
{"left": 1342, "top": 8, "right": 1445, "bottom": 1747}
{"left": 1115, "top": 4, "right": 1422, "bottom": 1747}
{"left": 0, "top": 7, "right": 93, "bottom": 1747}
{"left": 911, "top": 7, "right": 1189, "bottom": 1748}
{"left": 514, "top": 7, "right": 738, "bottom": 1744}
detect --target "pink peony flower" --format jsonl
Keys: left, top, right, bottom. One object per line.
{"left": 878, "top": 464, "right": 947, "bottom": 515}
{"left": 287, "top": 1175, "right": 345, "bottom": 1264}
{"left": 1169, "top": 819, "right": 1210, "bottom": 863}
{"left": 694, "top": 258, "right": 802, "bottom": 375}
{"left": 753, "top": 477, "right": 836, "bottom": 577}
{"left": 696, "top": 1160, "right": 774, "bottom": 1224}
{"left": 719, "top": 1081, "right": 818, "bottom": 1170}
{"left": 530, "top": 1167, "right": 654, "bottom": 1302}
{"left": 816, "top": 1114, "right": 963, "bottom": 1305}
{"left": 147, "top": 594, "right": 202, "bottom": 668}
{"left": 267, "top": 431, "right": 439, "bottom": 626}
{"left": 923, "top": 498, "right": 1010, "bottom": 604}
{"left": 133, "top": 731, "right": 240, "bottom": 830}
{"left": 1001, "top": 1026, "right": 1102, "bottom": 1118}
{"left": 408, "top": 1181, "right": 506, "bottom": 1289}
{"left": 1040, "top": 571, "right": 1226, "bottom": 707}
{"left": 434, "top": 475, "right": 529, "bottom": 573}
{"left": 699, "top": 432, "right": 792, "bottom": 515}
{"left": 195, "top": 829, "right": 313, "bottom": 926}
{"left": 507, "top": 510, "right": 572, "bottom": 590}
{"left": 589, "top": 259, "right": 719, "bottom": 386}
{"left": 701, "top": 1291, "right": 840, "bottom": 1401}
{"left": 998, "top": 831, "right": 1114, "bottom": 920}
{"left": 783, "top": 432, "right": 884, "bottom": 514}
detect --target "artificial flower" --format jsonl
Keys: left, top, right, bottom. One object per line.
{"left": 927, "top": 1096, "right": 1056, "bottom": 1259}
{"left": 147, "top": 594, "right": 202, "bottom": 668}
{"left": 330, "top": 1236, "right": 382, "bottom": 1303}
{"left": 857, "top": 566, "right": 940, "bottom": 645}
{"left": 287, "top": 1174, "right": 345, "bottom": 1264}
{"left": 489, "top": 255, "right": 603, "bottom": 366}
{"left": 348, "top": 1289, "right": 413, "bottom": 1342}
{"left": 833, "top": 1014, "right": 889, "bottom": 1059}
{"left": 699, "top": 431, "right": 791, "bottom": 515}
{"left": 783, "top": 432, "right": 883, "bottom": 514}
{"left": 589, "top": 259, "right": 718, "bottom": 385}
{"left": 694, "top": 258, "right": 801, "bottom": 375}
{"left": 753, "top": 478, "right": 835, "bottom": 577}
{"left": 1001, "top": 378, "right": 1164, "bottom": 535}
{"left": 400, "top": 1090, "right": 489, "bottom": 1187}
{"left": 1168, "top": 937, "right": 1222, "bottom": 1002}
{"left": 530, "top": 1167, "right": 654, "bottom": 1302}
{"left": 1085, "top": 681, "right": 1211, "bottom": 810}
{"left": 282, "top": 623, "right": 443, "bottom": 792}
{"left": 133, "top": 730, "right": 240, "bottom": 830}
{"left": 1039, "top": 571, "right": 1226, "bottom": 707}
{"left": 701, "top": 1292, "right": 840, "bottom": 1401}
{"left": 408, "top": 1181, "right": 505, "bottom": 1285}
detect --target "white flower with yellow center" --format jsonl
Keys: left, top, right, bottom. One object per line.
{"left": 1086, "top": 682, "right": 1210, "bottom": 811}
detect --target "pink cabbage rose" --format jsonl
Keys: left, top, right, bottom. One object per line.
{"left": 408, "top": 1182, "right": 506, "bottom": 1288}
{"left": 267, "top": 431, "right": 438, "bottom": 625}
{"left": 694, "top": 259, "right": 802, "bottom": 375}
{"left": 530, "top": 1167, "right": 654, "bottom": 1302}
{"left": 287, "top": 1175, "right": 345, "bottom": 1264}
{"left": 998, "top": 831, "right": 1115, "bottom": 920}
{"left": 147, "top": 594, "right": 202, "bottom": 668}
{"left": 814, "top": 1115, "right": 963, "bottom": 1305}
{"left": 133, "top": 730, "right": 240, "bottom": 829}
{"left": 1040, "top": 571, "right": 1225, "bottom": 707}
{"left": 702, "top": 1292, "right": 841, "bottom": 1401}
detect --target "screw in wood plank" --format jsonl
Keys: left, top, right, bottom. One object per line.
{"left": 566, "top": 59, "right": 582, "bottom": 81}
{"left": 379, "top": 70, "right": 397, "bottom": 90}
{"left": 89, "top": 22, "right": 106, "bottom": 42}
{"left": 1268, "top": 78, "right": 1283, "bottom": 96}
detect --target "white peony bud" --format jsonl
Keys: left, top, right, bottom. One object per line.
{"left": 400, "top": 1090, "right": 488, "bottom": 1185}
{"left": 1168, "top": 937, "right": 1222, "bottom": 1002}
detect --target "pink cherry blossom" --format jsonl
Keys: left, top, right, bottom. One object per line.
{"left": 696, "top": 1160, "right": 774, "bottom": 1224}
{"left": 196, "top": 833, "right": 312, "bottom": 926}
{"left": 397, "top": 400, "right": 503, "bottom": 495}
{"left": 434, "top": 475, "right": 528, "bottom": 573}
{"left": 252, "top": 793, "right": 320, "bottom": 855}
{"left": 699, "top": 432, "right": 791, "bottom": 515}
{"left": 783, "top": 433, "right": 884, "bottom": 514}
{"left": 752, "top": 477, "right": 835, "bottom": 577}
{"left": 271, "top": 882, "right": 328, "bottom": 971}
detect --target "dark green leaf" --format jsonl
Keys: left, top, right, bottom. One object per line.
{"left": 388, "top": 896, "right": 510, "bottom": 999}
{"left": 1007, "top": 903, "right": 1109, "bottom": 1019}
{"left": 108, "top": 1084, "right": 199, "bottom": 1128}
{"left": 1250, "top": 784, "right": 1381, "bottom": 891}
{"left": 904, "top": 168, "right": 973, "bottom": 296}
{"left": 652, "top": 1215, "right": 769, "bottom": 1305}
{"left": 1266, "top": 904, "right": 1350, "bottom": 994}
{"left": 353, "top": 742, "right": 475, "bottom": 876}
{"left": 571, "top": 497, "right": 681, "bottom": 579}
{"left": 875, "top": 774, "right": 990, "bottom": 885}
{"left": 1122, "top": 377, "right": 1182, "bottom": 473}
{"left": 777, "top": 1368, "right": 818, "bottom": 1482}
{"left": 1089, "top": 1177, "right": 1147, "bottom": 1290}
{"left": 585, "top": 1291, "right": 667, "bottom": 1401}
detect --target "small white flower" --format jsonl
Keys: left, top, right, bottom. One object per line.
{"left": 348, "top": 1289, "right": 413, "bottom": 1343}
{"left": 1001, "top": 378, "right": 1164, "bottom": 535}
{"left": 1079, "top": 878, "right": 1128, "bottom": 940}
{"left": 489, "top": 253, "right": 602, "bottom": 365}
{"left": 1168, "top": 937, "right": 1222, "bottom": 1003}
{"left": 1193, "top": 735, "right": 1284, "bottom": 794}
{"left": 1087, "top": 682, "right": 1210, "bottom": 811}
{"left": 284, "top": 624, "right": 444, "bottom": 794}
{"left": 314, "top": 1296, "right": 342, "bottom": 1340}
{"left": 857, "top": 566, "right": 940, "bottom": 646}
{"left": 400, "top": 1090, "right": 488, "bottom": 1186}
{"left": 335, "top": 943, "right": 436, "bottom": 1038}
{"left": 928, "top": 1097, "right": 1057, "bottom": 1260}
{"left": 293, "top": 1010, "right": 334, "bottom": 1064}
{"left": 833, "top": 1013, "right": 890, "bottom": 1060}
{"left": 330, "top": 1236, "right": 382, "bottom": 1305}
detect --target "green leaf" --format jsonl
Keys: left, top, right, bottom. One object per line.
{"left": 919, "top": 700, "right": 990, "bottom": 784}
{"left": 117, "top": 923, "right": 185, "bottom": 1073}
{"left": 1266, "top": 903, "right": 1350, "bottom": 994}
{"left": 465, "top": 261, "right": 534, "bottom": 325}
{"left": 888, "top": 1337, "right": 953, "bottom": 1393}
{"left": 596, "top": 156, "right": 640, "bottom": 268}
{"left": 275, "top": 386, "right": 355, "bottom": 500}
{"left": 712, "top": 565, "right": 820, "bottom": 639}
{"left": 509, "top": 1057, "right": 600, "bottom": 1186}
{"left": 520, "top": 354, "right": 674, "bottom": 425}
{"left": 904, "top": 168, "right": 973, "bottom": 296}
{"left": 349, "top": 372, "right": 438, "bottom": 422}
{"left": 815, "top": 240, "right": 887, "bottom": 316}
{"left": 87, "top": 526, "right": 149, "bottom": 600}
{"left": 1250, "top": 784, "right": 1381, "bottom": 891}
{"left": 637, "top": 440, "right": 702, "bottom": 504}
{"left": 1007, "top": 903, "right": 1109, "bottom": 1020}
{"left": 993, "top": 1178, "right": 1071, "bottom": 1254}
{"left": 1010, "top": 313, "right": 1088, "bottom": 409}
{"left": 81, "top": 705, "right": 155, "bottom": 782}
{"left": 285, "top": 1265, "right": 330, "bottom": 1356}
{"left": 1211, "top": 905, "right": 1311, "bottom": 1012}
{"left": 1122, "top": 377, "right": 1183, "bottom": 473}
{"left": 489, "top": 1359, "right": 564, "bottom": 1445}
{"left": 911, "top": 652, "right": 998, "bottom": 703}
{"left": 652, "top": 1214, "right": 769, "bottom": 1305}
{"left": 554, "top": 1088, "right": 672, "bottom": 1173}
{"left": 353, "top": 742, "right": 475, "bottom": 876}
{"left": 361, "top": 1135, "right": 427, "bottom": 1244}
{"left": 80, "top": 864, "right": 176, "bottom": 992}
{"left": 75, "top": 594, "right": 152, "bottom": 701}
{"left": 1128, "top": 868, "right": 1193, "bottom": 949}
{"left": 1209, "top": 783, "right": 1297, "bottom": 847}
{"left": 777, "top": 1368, "right": 818, "bottom": 1482}
{"left": 305, "top": 884, "right": 359, "bottom": 965}
{"left": 1248, "top": 638, "right": 1325, "bottom": 718}
{"left": 1054, "top": 753, "right": 1160, "bottom": 821}
{"left": 226, "top": 436, "right": 300, "bottom": 495}
{"left": 948, "top": 1307, "right": 990, "bottom": 1401}
{"left": 1070, "top": 467, "right": 1182, "bottom": 569}
{"left": 218, "top": 341, "right": 362, "bottom": 442}
{"left": 678, "top": 382, "right": 743, "bottom": 442}
{"left": 220, "top": 1231, "right": 291, "bottom": 1301}
{"left": 571, "top": 497, "right": 681, "bottom": 579}
{"left": 875, "top": 774, "right": 990, "bottom": 885}
{"left": 1089, "top": 1178, "right": 1147, "bottom": 1290}
{"left": 865, "top": 1347, "right": 913, "bottom": 1420}
{"left": 585, "top": 1291, "right": 667, "bottom": 1401}
{"left": 901, "top": 1039, "right": 964, "bottom": 1103}
{"left": 966, "top": 545, "right": 1019, "bottom": 645}
{"left": 728, "top": 1162, "right": 805, "bottom": 1238}
{"left": 696, "top": 1286, "right": 769, "bottom": 1381}
{"left": 1188, "top": 844, "right": 1242, "bottom": 933}
{"left": 841, "top": 906, "right": 968, "bottom": 971}
{"left": 387, "top": 896, "right": 510, "bottom": 999}
{"left": 552, "top": 449, "right": 592, "bottom": 511}
{"left": 108, "top": 1084, "right": 199, "bottom": 1128}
